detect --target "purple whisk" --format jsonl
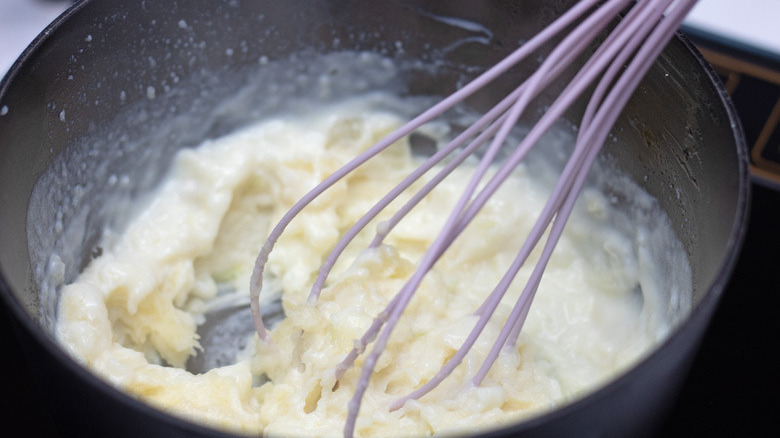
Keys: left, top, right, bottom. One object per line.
{"left": 248, "top": 0, "right": 698, "bottom": 436}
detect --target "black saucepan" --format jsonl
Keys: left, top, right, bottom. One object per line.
{"left": 0, "top": 1, "right": 749, "bottom": 437}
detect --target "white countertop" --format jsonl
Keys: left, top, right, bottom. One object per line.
{"left": 686, "top": 0, "right": 780, "bottom": 55}
{"left": 0, "top": 0, "right": 70, "bottom": 76}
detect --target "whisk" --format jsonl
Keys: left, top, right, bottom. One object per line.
{"left": 249, "top": 0, "right": 698, "bottom": 436}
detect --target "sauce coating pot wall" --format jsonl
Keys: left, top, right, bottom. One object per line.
{"left": 0, "top": 1, "right": 749, "bottom": 437}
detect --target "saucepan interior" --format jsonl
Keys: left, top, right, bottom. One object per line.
{"left": 0, "top": 0, "right": 748, "bottom": 437}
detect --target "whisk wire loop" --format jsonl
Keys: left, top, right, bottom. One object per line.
{"left": 341, "top": 0, "right": 660, "bottom": 434}
{"left": 387, "top": 0, "right": 678, "bottom": 411}
{"left": 481, "top": 0, "right": 699, "bottom": 375}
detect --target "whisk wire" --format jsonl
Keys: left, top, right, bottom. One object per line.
{"left": 474, "top": 0, "right": 698, "bottom": 386}
{"left": 334, "top": 0, "right": 634, "bottom": 387}
{"left": 502, "top": 0, "right": 679, "bottom": 347}
{"left": 387, "top": 0, "right": 674, "bottom": 411}
{"left": 342, "top": 0, "right": 650, "bottom": 434}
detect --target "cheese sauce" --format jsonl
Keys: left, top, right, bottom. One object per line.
{"left": 56, "top": 94, "right": 691, "bottom": 436}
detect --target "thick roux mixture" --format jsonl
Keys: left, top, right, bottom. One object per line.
{"left": 56, "top": 95, "right": 691, "bottom": 436}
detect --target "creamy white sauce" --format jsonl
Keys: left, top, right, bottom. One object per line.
{"left": 55, "top": 94, "right": 691, "bottom": 436}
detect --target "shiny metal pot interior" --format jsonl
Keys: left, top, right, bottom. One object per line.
{"left": 0, "top": 0, "right": 749, "bottom": 437}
